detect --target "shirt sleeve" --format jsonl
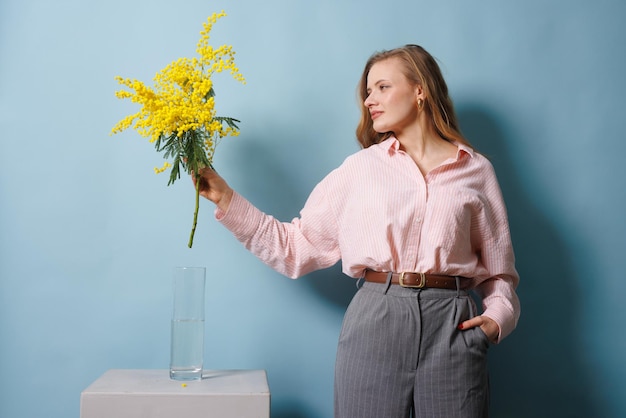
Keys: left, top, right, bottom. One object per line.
{"left": 472, "top": 159, "right": 521, "bottom": 342}
{"left": 476, "top": 275, "right": 520, "bottom": 343}
{"left": 215, "top": 184, "right": 341, "bottom": 279}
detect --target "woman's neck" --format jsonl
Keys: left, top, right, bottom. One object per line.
{"left": 396, "top": 126, "right": 457, "bottom": 176}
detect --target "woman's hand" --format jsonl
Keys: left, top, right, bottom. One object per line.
{"left": 192, "top": 166, "right": 233, "bottom": 212}
{"left": 458, "top": 315, "right": 500, "bottom": 344}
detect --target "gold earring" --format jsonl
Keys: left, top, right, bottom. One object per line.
{"left": 417, "top": 99, "right": 424, "bottom": 110}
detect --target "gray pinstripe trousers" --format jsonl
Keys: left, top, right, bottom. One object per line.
{"left": 334, "top": 279, "right": 490, "bottom": 418}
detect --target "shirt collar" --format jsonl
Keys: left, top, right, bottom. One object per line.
{"left": 381, "top": 136, "right": 475, "bottom": 160}
{"left": 380, "top": 137, "right": 400, "bottom": 154}
{"left": 455, "top": 142, "right": 474, "bottom": 160}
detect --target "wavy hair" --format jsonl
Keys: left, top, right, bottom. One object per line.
{"left": 355, "top": 44, "right": 471, "bottom": 149}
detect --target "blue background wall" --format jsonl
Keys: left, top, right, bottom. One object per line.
{"left": 1, "top": 1, "right": 625, "bottom": 417}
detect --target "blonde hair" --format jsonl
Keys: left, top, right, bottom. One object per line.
{"left": 356, "top": 44, "right": 471, "bottom": 149}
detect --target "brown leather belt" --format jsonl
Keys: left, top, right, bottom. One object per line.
{"left": 363, "top": 270, "right": 465, "bottom": 290}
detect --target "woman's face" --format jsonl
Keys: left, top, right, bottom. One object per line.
{"left": 364, "top": 57, "right": 420, "bottom": 135}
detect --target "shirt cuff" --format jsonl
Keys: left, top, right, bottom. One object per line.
{"left": 214, "top": 191, "right": 263, "bottom": 240}
{"left": 478, "top": 277, "right": 521, "bottom": 343}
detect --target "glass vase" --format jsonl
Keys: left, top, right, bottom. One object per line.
{"left": 169, "top": 267, "right": 206, "bottom": 381}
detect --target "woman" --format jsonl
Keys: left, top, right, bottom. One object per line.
{"left": 195, "top": 44, "right": 520, "bottom": 418}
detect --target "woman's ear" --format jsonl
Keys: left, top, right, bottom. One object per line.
{"left": 415, "top": 85, "right": 425, "bottom": 110}
{"left": 414, "top": 84, "right": 425, "bottom": 101}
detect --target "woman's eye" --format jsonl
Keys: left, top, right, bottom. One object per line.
{"left": 380, "top": 85, "right": 389, "bottom": 90}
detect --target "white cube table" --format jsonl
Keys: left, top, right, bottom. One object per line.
{"left": 80, "top": 369, "right": 270, "bottom": 418}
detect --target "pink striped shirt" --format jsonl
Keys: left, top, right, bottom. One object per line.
{"left": 217, "top": 137, "right": 520, "bottom": 341}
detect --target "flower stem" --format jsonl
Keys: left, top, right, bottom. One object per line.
{"left": 188, "top": 175, "right": 201, "bottom": 248}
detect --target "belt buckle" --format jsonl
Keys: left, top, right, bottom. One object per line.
{"left": 399, "top": 272, "right": 426, "bottom": 288}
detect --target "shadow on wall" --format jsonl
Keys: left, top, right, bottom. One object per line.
{"left": 303, "top": 264, "right": 356, "bottom": 310}
{"left": 457, "top": 104, "right": 599, "bottom": 418}
{"left": 271, "top": 400, "right": 313, "bottom": 418}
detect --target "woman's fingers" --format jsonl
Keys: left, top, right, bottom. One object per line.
{"left": 190, "top": 166, "right": 233, "bottom": 211}
{"left": 458, "top": 315, "right": 500, "bottom": 343}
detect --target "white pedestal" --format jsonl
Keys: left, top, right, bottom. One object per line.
{"left": 80, "top": 369, "right": 270, "bottom": 418}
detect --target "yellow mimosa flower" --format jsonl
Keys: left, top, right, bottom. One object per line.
{"left": 111, "top": 11, "right": 245, "bottom": 248}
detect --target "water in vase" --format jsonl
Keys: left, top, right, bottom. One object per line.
{"left": 170, "top": 318, "right": 204, "bottom": 380}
